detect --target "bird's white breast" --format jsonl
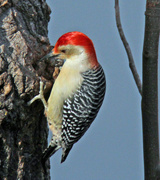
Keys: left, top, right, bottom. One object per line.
{"left": 47, "top": 62, "right": 83, "bottom": 133}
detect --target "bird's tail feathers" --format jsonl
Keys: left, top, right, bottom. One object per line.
{"left": 61, "top": 145, "right": 73, "bottom": 163}
{"left": 41, "top": 144, "right": 60, "bottom": 173}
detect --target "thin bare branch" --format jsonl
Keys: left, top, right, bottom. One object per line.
{"left": 115, "top": 0, "right": 142, "bottom": 95}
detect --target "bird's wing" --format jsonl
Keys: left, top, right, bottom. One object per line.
{"left": 61, "top": 65, "right": 106, "bottom": 147}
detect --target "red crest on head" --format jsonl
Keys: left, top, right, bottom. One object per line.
{"left": 54, "top": 31, "right": 99, "bottom": 67}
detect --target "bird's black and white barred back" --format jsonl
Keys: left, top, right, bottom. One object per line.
{"left": 61, "top": 64, "right": 106, "bottom": 162}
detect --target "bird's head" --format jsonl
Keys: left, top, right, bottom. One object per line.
{"left": 41, "top": 31, "right": 99, "bottom": 71}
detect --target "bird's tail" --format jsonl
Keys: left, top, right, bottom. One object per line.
{"left": 61, "top": 145, "right": 73, "bottom": 163}
{"left": 41, "top": 144, "right": 60, "bottom": 173}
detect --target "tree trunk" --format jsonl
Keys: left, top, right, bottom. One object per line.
{"left": 142, "top": 0, "right": 160, "bottom": 179}
{"left": 0, "top": 0, "right": 53, "bottom": 179}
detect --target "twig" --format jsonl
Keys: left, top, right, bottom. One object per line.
{"left": 115, "top": 0, "right": 142, "bottom": 95}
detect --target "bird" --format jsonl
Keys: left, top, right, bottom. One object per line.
{"left": 28, "top": 31, "right": 106, "bottom": 167}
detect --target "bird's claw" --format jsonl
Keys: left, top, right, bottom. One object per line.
{"left": 27, "top": 80, "right": 48, "bottom": 111}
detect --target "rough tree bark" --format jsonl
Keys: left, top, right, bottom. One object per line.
{"left": 142, "top": 0, "right": 160, "bottom": 179}
{"left": 0, "top": 0, "right": 54, "bottom": 179}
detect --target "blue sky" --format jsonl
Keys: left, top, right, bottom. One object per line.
{"left": 46, "top": 1, "right": 146, "bottom": 179}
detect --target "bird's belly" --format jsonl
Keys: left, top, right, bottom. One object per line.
{"left": 46, "top": 67, "right": 83, "bottom": 134}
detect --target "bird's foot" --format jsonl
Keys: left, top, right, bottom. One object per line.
{"left": 27, "top": 79, "right": 48, "bottom": 111}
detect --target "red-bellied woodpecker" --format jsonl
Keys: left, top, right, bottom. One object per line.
{"left": 28, "top": 31, "right": 106, "bottom": 167}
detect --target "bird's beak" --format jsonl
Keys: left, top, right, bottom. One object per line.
{"left": 40, "top": 49, "right": 64, "bottom": 67}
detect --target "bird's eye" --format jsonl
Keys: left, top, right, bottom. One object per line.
{"left": 61, "top": 49, "right": 66, "bottom": 53}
